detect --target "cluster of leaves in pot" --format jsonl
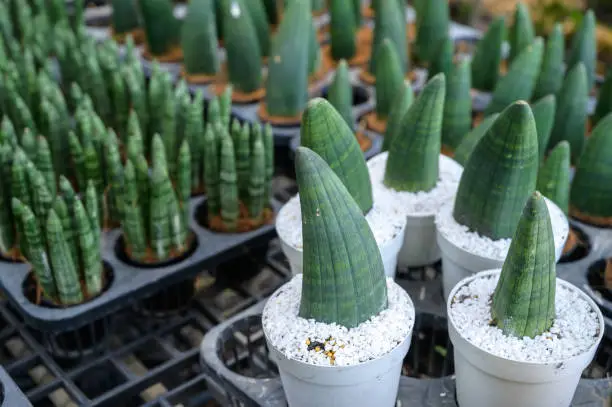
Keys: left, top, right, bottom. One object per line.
{"left": 202, "top": 97, "right": 274, "bottom": 232}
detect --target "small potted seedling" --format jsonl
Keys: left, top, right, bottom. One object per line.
{"left": 447, "top": 191, "right": 604, "bottom": 407}
{"left": 441, "top": 58, "right": 472, "bottom": 156}
{"left": 212, "top": 0, "right": 266, "bottom": 103}
{"left": 364, "top": 39, "right": 404, "bottom": 133}
{"left": 276, "top": 98, "right": 407, "bottom": 277}
{"left": 435, "top": 101, "right": 569, "bottom": 300}
{"left": 263, "top": 146, "right": 415, "bottom": 407}
{"left": 359, "top": 0, "right": 408, "bottom": 86}
{"left": 200, "top": 119, "right": 275, "bottom": 233}
{"left": 118, "top": 135, "right": 194, "bottom": 266}
{"left": 369, "top": 74, "right": 463, "bottom": 268}
{"left": 110, "top": 0, "right": 144, "bottom": 44}
{"left": 138, "top": 0, "right": 183, "bottom": 62}
{"left": 180, "top": 0, "right": 220, "bottom": 84}
{"left": 258, "top": 0, "right": 311, "bottom": 126}
{"left": 13, "top": 178, "right": 106, "bottom": 307}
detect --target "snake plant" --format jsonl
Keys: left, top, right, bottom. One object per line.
{"left": 537, "top": 141, "right": 570, "bottom": 215}
{"left": 532, "top": 23, "right": 564, "bottom": 100}
{"left": 485, "top": 38, "right": 543, "bottom": 115}
{"left": 300, "top": 98, "right": 372, "bottom": 214}
{"left": 367, "top": 0, "right": 407, "bottom": 77}
{"left": 374, "top": 39, "right": 404, "bottom": 122}
{"left": 244, "top": 0, "right": 270, "bottom": 58}
{"left": 471, "top": 16, "right": 505, "bottom": 92}
{"left": 442, "top": 59, "right": 472, "bottom": 151}
{"left": 221, "top": 0, "right": 263, "bottom": 94}
{"left": 382, "top": 82, "right": 414, "bottom": 152}
{"left": 138, "top": 0, "right": 181, "bottom": 57}
{"left": 531, "top": 95, "right": 556, "bottom": 161}
{"left": 329, "top": 0, "right": 357, "bottom": 61}
{"left": 569, "top": 113, "right": 612, "bottom": 224}
{"left": 453, "top": 113, "right": 500, "bottom": 166}
{"left": 593, "top": 69, "right": 612, "bottom": 126}
{"left": 203, "top": 120, "right": 273, "bottom": 231}
{"left": 384, "top": 74, "right": 446, "bottom": 193}
{"left": 121, "top": 135, "right": 191, "bottom": 263}
{"left": 296, "top": 146, "right": 387, "bottom": 328}
{"left": 327, "top": 60, "right": 353, "bottom": 130}
{"left": 567, "top": 9, "right": 596, "bottom": 92}
{"left": 264, "top": 0, "right": 310, "bottom": 118}
{"left": 415, "top": 0, "right": 449, "bottom": 65}
{"left": 13, "top": 180, "right": 104, "bottom": 306}
{"left": 111, "top": 0, "right": 141, "bottom": 38}
{"left": 508, "top": 3, "right": 535, "bottom": 63}
{"left": 547, "top": 63, "right": 587, "bottom": 164}
{"left": 428, "top": 36, "right": 453, "bottom": 80}
{"left": 181, "top": 0, "right": 220, "bottom": 80}
{"left": 454, "top": 101, "right": 538, "bottom": 240}
{"left": 307, "top": 13, "right": 322, "bottom": 79}
{"left": 491, "top": 191, "right": 555, "bottom": 339}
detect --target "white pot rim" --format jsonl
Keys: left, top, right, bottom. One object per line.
{"left": 262, "top": 280, "right": 416, "bottom": 371}
{"left": 435, "top": 198, "right": 569, "bottom": 263}
{"left": 275, "top": 203, "right": 408, "bottom": 254}
{"left": 447, "top": 269, "right": 605, "bottom": 367}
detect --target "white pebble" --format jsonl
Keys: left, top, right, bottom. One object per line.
{"left": 435, "top": 197, "right": 568, "bottom": 261}
{"left": 449, "top": 273, "right": 601, "bottom": 363}
{"left": 262, "top": 275, "right": 415, "bottom": 367}
{"left": 366, "top": 152, "right": 464, "bottom": 217}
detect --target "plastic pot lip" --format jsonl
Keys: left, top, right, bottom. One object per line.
{"left": 435, "top": 198, "right": 570, "bottom": 264}
{"left": 275, "top": 201, "right": 408, "bottom": 254}
{"left": 447, "top": 269, "right": 605, "bottom": 367}
{"left": 262, "top": 279, "right": 416, "bottom": 372}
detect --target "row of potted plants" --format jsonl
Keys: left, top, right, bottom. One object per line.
{"left": 264, "top": 106, "right": 604, "bottom": 406}
{"left": 0, "top": 1, "right": 277, "bottom": 310}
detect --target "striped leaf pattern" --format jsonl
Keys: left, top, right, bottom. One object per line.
{"left": 537, "top": 141, "right": 570, "bottom": 215}
{"left": 382, "top": 82, "right": 414, "bottom": 152}
{"left": 453, "top": 101, "right": 539, "bottom": 240}
{"left": 442, "top": 59, "right": 472, "bottom": 151}
{"left": 296, "top": 147, "right": 387, "bottom": 328}
{"left": 492, "top": 191, "right": 556, "bottom": 338}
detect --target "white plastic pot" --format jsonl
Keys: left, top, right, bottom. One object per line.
{"left": 278, "top": 221, "right": 406, "bottom": 279}
{"left": 265, "top": 326, "right": 412, "bottom": 407}
{"left": 437, "top": 199, "right": 568, "bottom": 301}
{"left": 448, "top": 270, "right": 604, "bottom": 407}
{"left": 398, "top": 213, "right": 440, "bottom": 268}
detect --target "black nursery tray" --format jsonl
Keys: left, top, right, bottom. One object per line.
{"left": 0, "top": 196, "right": 281, "bottom": 333}
{"left": 0, "top": 366, "right": 31, "bottom": 407}
{"left": 199, "top": 301, "right": 612, "bottom": 407}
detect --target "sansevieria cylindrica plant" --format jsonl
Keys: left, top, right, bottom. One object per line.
{"left": 454, "top": 101, "right": 539, "bottom": 240}
{"left": 414, "top": 0, "right": 449, "bottom": 66}
{"left": 138, "top": 0, "right": 181, "bottom": 60}
{"left": 365, "top": 0, "right": 407, "bottom": 81}
{"left": 485, "top": 38, "right": 543, "bottom": 115}
{"left": 296, "top": 146, "right": 387, "bottom": 328}
{"left": 532, "top": 23, "right": 564, "bottom": 100}
{"left": 12, "top": 179, "right": 104, "bottom": 306}
{"left": 491, "top": 191, "right": 555, "bottom": 338}
{"left": 442, "top": 58, "right": 472, "bottom": 152}
{"left": 471, "top": 16, "right": 505, "bottom": 92}
{"left": 536, "top": 141, "right": 570, "bottom": 215}
{"left": 453, "top": 113, "right": 499, "bottom": 166}
{"left": 382, "top": 82, "right": 414, "bottom": 152}
{"left": 202, "top": 119, "right": 274, "bottom": 232}
{"left": 384, "top": 74, "right": 446, "bottom": 193}
{"left": 262, "top": 0, "right": 310, "bottom": 120}
{"left": 181, "top": 0, "right": 220, "bottom": 83}
{"left": 110, "top": 0, "right": 142, "bottom": 42}
{"left": 567, "top": 9, "right": 596, "bottom": 92}
{"left": 569, "top": 113, "right": 612, "bottom": 226}
{"left": 326, "top": 60, "right": 354, "bottom": 131}
{"left": 120, "top": 135, "right": 192, "bottom": 263}
{"left": 508, "top": 2, "right": 535, "bottom": 64}
{"left": 300, "top": 98, "right": 372, "bottom": 214}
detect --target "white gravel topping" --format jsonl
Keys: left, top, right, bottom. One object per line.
{"left": 276, "top": 192, "right": 405, "bottom": 251}
{"left": 449, "top": 271, "right": 601, "bottom": 363}
{"left": 367, "top": 152, "right": 464, "bottom": 217}
{"left": 262, "top": 275, "right": 415, "bottom": 367}
{"left": 435, "top": 197, "right": 569, "bottom": 261}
